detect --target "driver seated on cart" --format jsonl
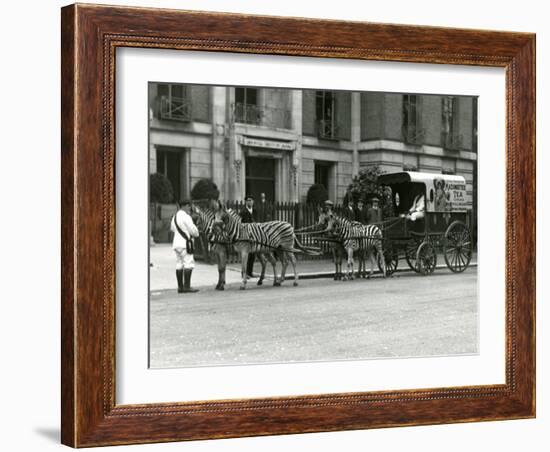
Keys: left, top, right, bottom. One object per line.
{"left": 404, "top": 193, "right": 425, "bottom": 221}
{"left": 399, "top": 192, "right": 425, "bottom": 233}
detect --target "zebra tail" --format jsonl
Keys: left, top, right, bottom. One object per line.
{"left": 293, "top": 235, "right": 323, "bottom": 256}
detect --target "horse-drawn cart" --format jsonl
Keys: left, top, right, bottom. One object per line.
{"left": 376, "top": 172, "right": 473, "bottom": 276}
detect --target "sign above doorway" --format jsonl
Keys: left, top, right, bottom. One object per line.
{"left": 239, "top": 136, "right": 295, "bottom": 151}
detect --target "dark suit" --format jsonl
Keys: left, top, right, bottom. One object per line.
{"left": 343, "top": 206, "right": 356, "bottom": 222}
{"left": 239, "top": 207, "right": 256, "bottom": 224}
{"left": 239, "top": 207, "right": 257, "bottom": 276}
{"left": 366, "top": 207, "right": 383, "bottom": 224}
{"left": 256, "top": 202, "right": 272, "bottom": 222}
{"left": 355, "top": 207, "right": 368, "bottom": 224}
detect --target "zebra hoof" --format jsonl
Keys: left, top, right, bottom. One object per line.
{"left": 293, "top": 281, "right": 298, "bottom": 287}
{"left": 239, "top": 285, "right": 246, "bottom": 290}
{"left": 257, "top": 280, "right": 263, "bottom": 286}
{"left": 273, "top": 281, "right": 281, "bottom": 287}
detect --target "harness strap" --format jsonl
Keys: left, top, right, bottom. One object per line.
{"left": 173, "top": 214, "right": 194, "bottom": 254}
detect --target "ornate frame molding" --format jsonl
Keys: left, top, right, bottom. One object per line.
{"left": 61, "top": 4, "right": 535, "bottom": 447}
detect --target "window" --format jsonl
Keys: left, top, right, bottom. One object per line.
{"left": 442, "top": 96, "right": 462, "bottom": 149}
{"left": 402, "top": 94, "right": 424, "bottom": 144}
{"left": 157, "top": 84, "right": 191, "bottom": 121}
{"left": 315, "top": 91, "right": 338, "bottom": 139}
{"left": 234, "top": 87, "right": 260, "bottom": 124}
{"left": 156, "top": 147, "right": 187, "bottom": 202}
{"left": 235, "top": 87, "right": 258, "bottom": 106}
{"left": 314, "top": 161, "right": 333, "bottom": 198}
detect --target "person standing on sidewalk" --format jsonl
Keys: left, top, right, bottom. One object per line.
{"left": 171, "top": 200, "right": 200, "bottom": 293}
{"left": 344, "top": 198, "right": 356, "bottom": 222}
{"left": 256, "top": 192, "right": 272, "bottom": 222}
{"left": 240, "top": 195, "right": 257, "bottom": 278}
{"left": 355, "top": 199, "right": 368, "bottom": 224}
{"left": 366, "top": 197, "right": 383, "bottom": 224}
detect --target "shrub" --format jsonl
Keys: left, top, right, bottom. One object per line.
{"left": 346, "top": 165, "right": 394, "bottom": 217}
{"left": 191, "top": 178, "right": 220, "bottom": 201}
{"left": 306, "top": 184, "right": 329, "bottom": 204}
{"left": 150, "top": 173, "right": 174, "bottom": 204}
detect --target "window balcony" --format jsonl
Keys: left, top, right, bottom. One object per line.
{"left": 232, "top": 102, "right": 291, "bottom": 129}
{"left": 317, "top": 119, "right": 340, "bottom": 140}
{"left": 402, "top": 127, "right": 425, "bottom": 145}
{"left": 159, "top": 96, "right": 191, "bottom": 122}
{"left": 442, "top": 133, "right": 463, "bottom": 150}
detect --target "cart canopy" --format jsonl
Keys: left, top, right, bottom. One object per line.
{"left": 378, "top": 171, "right": 469, "bottom": 213}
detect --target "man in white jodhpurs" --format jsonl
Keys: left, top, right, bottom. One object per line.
{"left": 171, "top": 200, "right": 200, "bottom": 293}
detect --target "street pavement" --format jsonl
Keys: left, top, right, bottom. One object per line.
{"left": 149, "top": 266, "right": 478, "bottom": 369}
{"left": 150, "top": 243, "right": 478, "bottom": 291}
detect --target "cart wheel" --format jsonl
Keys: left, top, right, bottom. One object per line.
{"left": 405, "top": 239, "right": 421, "bottom": 273}
{"left": 443, "top": 221, "right": 472, "bottom": 273}
{"left": 416, "top": 241, "right": 437, "bottom": 275}
{"left": 377, "top": 241, "right": 399, "bottom": 276}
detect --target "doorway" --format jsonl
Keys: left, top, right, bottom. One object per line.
{"left": 156, "top": 146, "right": 187, "bottom": 202}
{"left": 245, "top": 157, "right": 275, "bottom": 202}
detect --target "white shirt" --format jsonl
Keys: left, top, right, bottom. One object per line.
{"left": 409, "top": 194, "right": 425, "bottom": 213}
{"left": 171, "top": 210, "right": 199, "bottom": 250}
{"left": 408, "top": 194, "right": 425, "bottom": 221}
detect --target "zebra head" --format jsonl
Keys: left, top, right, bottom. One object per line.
{"left": 325, "top": 214, "right": 343, "bottom": 237}
{"left": 212, "top": 208, "right": 240, "bottom": 243}
{"left": 190, "top": 206, "right": 213, "bottom": 235}
{"left": 317, "top": 211, "right": 330, "bottom": 227}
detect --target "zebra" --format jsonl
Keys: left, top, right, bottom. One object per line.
{"left": 325, "top": 213, "right": 386, "bottom": 280}
{"left": 213, "top": 207, "right": 320, "bottom": 290}
{"left": 317, "top": 211, "right": 346, "bottom": 280}
{"left": 190, "top": 204, "right": 231, "bottom": 291}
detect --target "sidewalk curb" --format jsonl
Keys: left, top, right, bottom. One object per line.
{"left": 298, "top": 262, "right": 478, "bottom": 280}
{"left": 228, "top": 262, "right": 478, "bottom": 281}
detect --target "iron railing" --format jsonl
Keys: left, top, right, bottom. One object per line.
{"left": 232, "top": 102, "right": 291, "bottom": 129}
{"left": 317, "top": 119, "right": 340, "bottom": 140}
{"left": 441, "top": 133, "right": 463, "bottom": 150}
{"left": 159, "top": 96, "right": 192, "bottom": 122}
{"left": 194, "top": 201, "right": 349, "bottom": 263}
{"left": 402, "top": 127, "right": 426, "bottom": 145}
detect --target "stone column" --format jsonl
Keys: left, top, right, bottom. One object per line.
{"left": 229, "top": 133, "right": 244, "bottom": 201}
{"left": 291, "top": 89, "right": 303, "bottom": 202}
{"left": 149, "top": 141, "right": 157, "bottom": 174}
{"left": 211, "top": 87, "right": 226, "bottom": 197}
{"left": 224, "top": 88, "right": 244, "bottom": 201}
{"left": 351, "top": 92, "right": 361, "bottom": 176}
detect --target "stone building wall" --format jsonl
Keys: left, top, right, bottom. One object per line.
{"left": 148, "top": 84, "right": 477, "bottom": 208}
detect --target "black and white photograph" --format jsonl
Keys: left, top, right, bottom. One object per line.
{"left": 2, "top": 0, "right": 543, "bottom": 449}
{"left": 148, "top": 83, "right": 478, "bottom": 369}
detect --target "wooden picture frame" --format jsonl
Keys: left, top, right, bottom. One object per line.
{"left": 61, "top": 3, "right": 535, "bottom": 447}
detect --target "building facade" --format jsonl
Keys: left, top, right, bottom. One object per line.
{"left": 149, "top": 83, "right": 477, "bottom": 208}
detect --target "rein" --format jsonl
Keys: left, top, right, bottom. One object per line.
{"left": 295, "top": 228, "right": 330, "bottom": 236}
{"left": 294, "top": 223, "right": 323, "bottom": 233}
{"left": 370, "top": 217, "right": 403, "bottom": 229}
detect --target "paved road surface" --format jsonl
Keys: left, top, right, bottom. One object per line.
{"left": 149, "top": 268, "right": 477, "bottom": 368}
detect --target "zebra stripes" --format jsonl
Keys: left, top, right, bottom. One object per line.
{"left": 214, "top": 208, "right": 310, "bottom": 289}
{"left": 327, "top": 214, "right": 386, "bottom": 279}
{"left": 191, "top": 206, "right": 232, "bottom": 290}
{"left": 222, "top": 211, "right": 295, "bottom": 251}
